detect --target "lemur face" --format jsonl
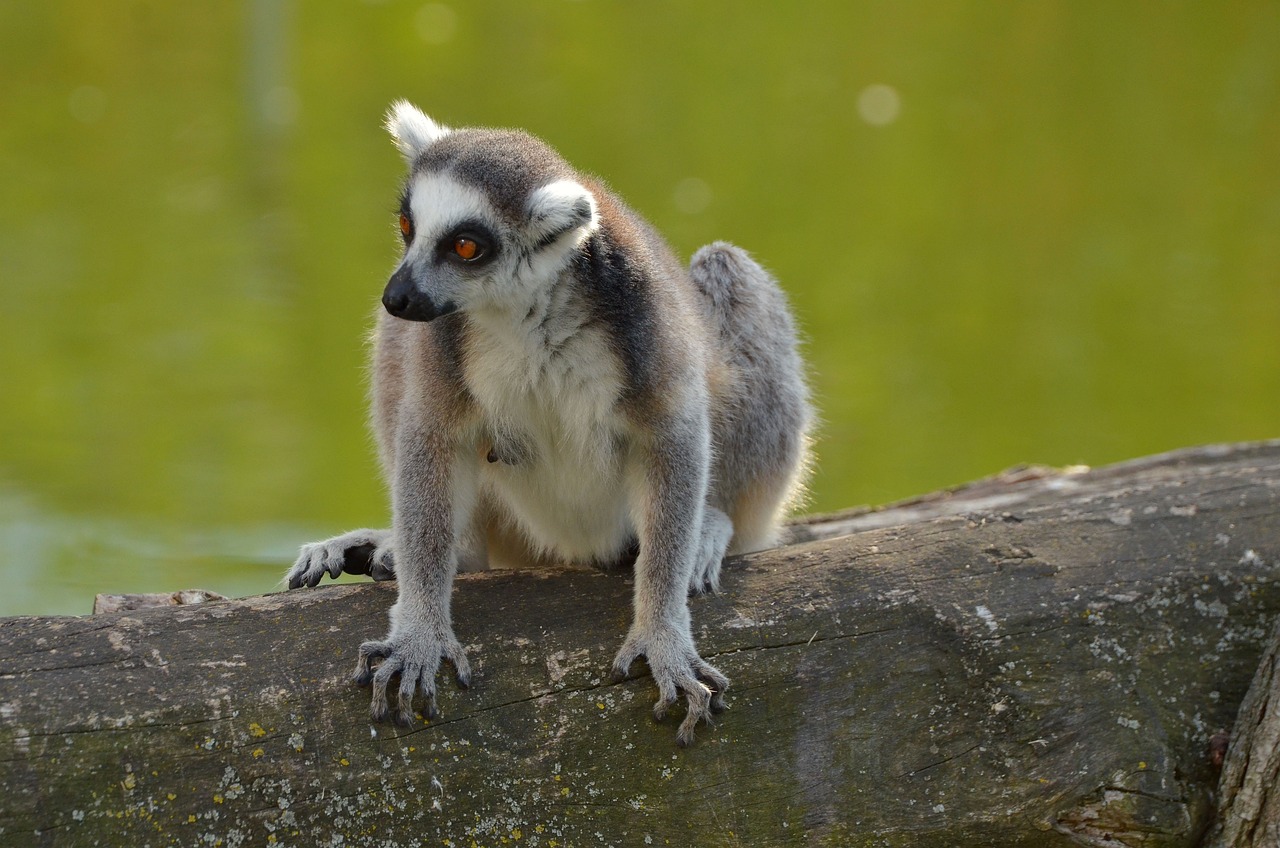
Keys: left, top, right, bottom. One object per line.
{"left": 381, "top": 103, "right": 599, "bottom": 322}
{"left": 383, "top": 172, "right": 503, "bottom": 321}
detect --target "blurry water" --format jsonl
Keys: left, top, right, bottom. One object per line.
{"left": 1, "top": 2, "right": 1277, "bottom": 615}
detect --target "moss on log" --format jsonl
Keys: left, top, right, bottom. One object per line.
{"left": 1, "top": 442, "right": 1279, "bottom": 847}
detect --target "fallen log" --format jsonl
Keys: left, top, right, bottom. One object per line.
{"left": 1, "top": 441, "right": 1278, "bottom": 847}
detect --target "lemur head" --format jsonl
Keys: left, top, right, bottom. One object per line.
{"left": 381, "top": 101, "right": 600, "bottom": 322}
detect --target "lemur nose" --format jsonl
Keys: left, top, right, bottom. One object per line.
{"left": 382, "top": 268, "right": 457, "bottom": 322}
{"left": 382, "top": 265, "right": 425, "bottom": 319}
{"left": 382, "top": 289, "right": 410, "bottom": 315}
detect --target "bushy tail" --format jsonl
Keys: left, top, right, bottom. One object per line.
{"left": 689, "top": 241, "right": 766, "bottom": 339}
{"left": 689, "top": 242, "right": 814, "bottom": 552}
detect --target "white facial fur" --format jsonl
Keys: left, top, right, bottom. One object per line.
{"left": 404, "top": 173, "right": 491, "bottom": 250}
{"left": 398, "top": 169, "right": 603, "bottom": 315}
{"left": 396, "top": 173, "right": 494, "bottom": 310}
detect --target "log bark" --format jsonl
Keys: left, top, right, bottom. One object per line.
{"left": 1, "top": 441, "right": 1279, "bottom": 847}
{"left": 1204, "top": 617, "right": 1280, "bottom": 847}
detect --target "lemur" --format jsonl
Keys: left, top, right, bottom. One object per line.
{"left": 287, "top": 101, "right": 812, "bottom": 746}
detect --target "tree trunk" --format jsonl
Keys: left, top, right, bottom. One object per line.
{"left": 1, "top": 441, "right": 1278, "bottom": 848}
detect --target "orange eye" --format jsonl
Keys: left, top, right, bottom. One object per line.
{"left": 453, "top": 237, "right": 479, "bottom": 261}
{"left": 398, "top": 214, "right": 411, "bottom": 238}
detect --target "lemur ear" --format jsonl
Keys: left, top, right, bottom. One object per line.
{"left": 526, "top": 180, "right": 599, "bottom": 247}
{"left": 385, "top": 100, "right": 450, "bottom": 164}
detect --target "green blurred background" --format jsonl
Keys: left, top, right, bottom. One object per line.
{"left": 1, "top": 2, "right": 1277, "bottom": 616}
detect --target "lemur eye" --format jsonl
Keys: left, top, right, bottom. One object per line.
{"left": 453, "top": 237, "right": 480, "bottom": 261}
{"left": 438, "top": 228, "right": 493, "bottom": 264}
{"left": 398, "top": 213, "right": 412, "bottom": 239}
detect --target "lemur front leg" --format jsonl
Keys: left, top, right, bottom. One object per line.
{"left": 354, "top": 425, "right": 476, "bottom": 725}
{"left": 611, "top": 410, "right": 730, "bottom": 746}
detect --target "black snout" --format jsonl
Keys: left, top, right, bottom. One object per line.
{"left": 382, "top": 266, "right": 457, "bottom": 322}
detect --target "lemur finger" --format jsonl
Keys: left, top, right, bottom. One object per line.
{"left": 369, "top": 548, "right": 396, "bottom": 582}
{"left": 676, "top": 681, "right": 714, "bottom": 747}
{"left": 371, "top": 653, "right": 404, "bottom": 692}
{"left": 610, "top": 643, "right": 641, "bottom": 683}
{"left": 357, "top": 639, "right": 392, "bottom": 660}
{"left": 298, "top": 556, "right": 325, "bottom": 588}
{"left": 651, "top": 675, "right": 682, "bottom": 722}
{"left": 371, "top": 651, "right": 402, "bottom": 680}
{"left": 323, "top": 547, "right": 346, "bottom": 580}
{"left": 353, "top": 640, "right": 391, "bottom": 686}
{"left": 444, "top": 644, "right": 472, "bottom": 689}
{"left": 368, "top": 664, "right": 401, "bottom": 725}
{"left": 696, "top": 661, "right": 730, "bottom": 712}
{"left": 369, "top": 656, "right": 405, "bottom": 723}
{"left": 419, "top": 683, "right": 441, "bottom": 721}
{"left": 676, "top": 708, "right": 703, "bottom": 747}
{"left": 396, "top": 670, "right": 429, "bottom": 726}
{"left": 370, "top": 682, "right": 393, "bottom": 723}
{"left": 695, "top": 660, "right": 729, "bottom": 689}
{"left": 284, "top": 557, "right": 305, "bottom": 589}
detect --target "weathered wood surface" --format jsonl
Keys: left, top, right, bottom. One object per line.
{"left": 1, "top": 441, "right": 1279, "bottom": 847}
{"left": 91, "top": 589, "right": 228, "bottom": 615}
{"left": 1205, "top": 616, "right": 1280, "bottom": 848}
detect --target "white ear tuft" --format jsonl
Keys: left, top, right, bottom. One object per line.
{"left": 385, "top": 100, "right": 450, "bottom": 164}
{"left": 526, "top": 180, "right": 599, "bottom": 247}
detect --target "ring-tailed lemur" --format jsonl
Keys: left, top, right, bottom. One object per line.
{"left": 287, "top": 101, "right": 812, "bottom": 746}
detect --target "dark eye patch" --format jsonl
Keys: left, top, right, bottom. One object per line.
{"left": 436, "top": 220, "right": 499, "bottom": 266}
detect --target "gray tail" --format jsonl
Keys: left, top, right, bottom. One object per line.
{"left": 688, "top": 240, "right": 813, "bottom": 546}
{"left": 689, "top": 241, "right": 784, "bottom": 340}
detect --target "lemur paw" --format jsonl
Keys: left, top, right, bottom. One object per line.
{"left": 610, "top": 625, "right": 729, "bottom": 746}
{"left": 354, "top": 627, "right": 472, "bottom": 725}
{"left": 286, "top": 528, "right": 396, "bottom": 589}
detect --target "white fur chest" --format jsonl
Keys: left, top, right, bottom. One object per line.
{"left": 464, "top": 306, "right": 635, "bottom": 562}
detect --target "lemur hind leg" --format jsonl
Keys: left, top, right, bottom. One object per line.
{"left": 689, "top": 506, "right": 733, "bottom": 595}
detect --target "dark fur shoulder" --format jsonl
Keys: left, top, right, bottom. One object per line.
{"left": 571, "top": 188, "right": 707, "bottom": 411}
{"left": 571, "top": 227, "right": 660, "bottom": 403}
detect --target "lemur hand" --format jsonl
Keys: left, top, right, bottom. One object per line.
{"left": 611, "top": 622, "right": 728, "bottom": 746}
{"left": 354, "top": 617, "right": 471, "bottom": 725}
